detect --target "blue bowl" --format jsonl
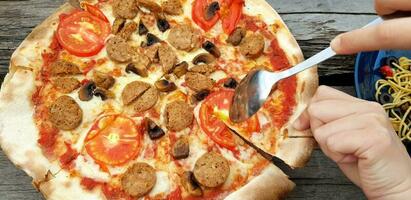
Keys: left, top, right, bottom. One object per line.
{"left": 354, "top": 50, "right": 411, "bottom": 154}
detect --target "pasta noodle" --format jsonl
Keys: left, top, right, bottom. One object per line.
{"left": 375, "top": 56, "right": 411, "bottom": 142}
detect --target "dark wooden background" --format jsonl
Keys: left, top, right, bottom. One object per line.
{"left": 0, "top": 0, "right": 374, "bottom": 199}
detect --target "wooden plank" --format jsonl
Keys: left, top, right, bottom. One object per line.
{"left": 271, "top": 0, "right": 374, "bottom": 14}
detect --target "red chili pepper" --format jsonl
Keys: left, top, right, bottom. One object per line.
{"left": 380, "top": 65, "right": 394, "bottom": 78}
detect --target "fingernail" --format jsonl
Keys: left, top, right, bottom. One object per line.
{"left": 330, "top": 35, "right": 341, "bottom": 52}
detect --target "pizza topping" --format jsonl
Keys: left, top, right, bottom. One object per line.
{"left": 157, "top": 16, "right": 170, "bottom": 32}
{"left": 168, "top": 24, "right": 201, "bottom": 51}
{"left": 193, "top": 152, "right": 229, "bottom": 188}
{"left": 223, "top": 78, "right": 238, "bottom": 89}
{"left": 135, "top": 86, "right": 159, "bottom": 112}
{"left": 94, "top": 88, "right": 113, "bottom": 101}
{"left": 155, "top": 79, "right": 177, "bottom": 92}
{"left": 145, "top": 118, "right": 165, "bottom": 140}
{"left": 173, "top": 61, "right": 189, "bottom": 78}
{"left": 147, "top": 33, "right": 161, "bottom": 46}
{"left": 193, "top": 89, "right": 210, "bottom": 101}
{"left": 122, "top": 81, "right": 150, "bottom": 105}
{"left": 162, "top": 0, "right": 183, "bottom": 15}
{"left": 144, "top": 43, "right": 160, "bottom": 62}
{"left": 85, "top": 115, "right": 141, "bottom": 166}
{"left": 106, "top": 36, "right": 132, "bottom": 62}
{"left": 202, "top": 41, "right": 221, "bottom": 58}
{"left": 52, "top": 77, "right": 80, "bottom": 93}
{"left": 138, "top": 20, "right": 149, "bottom": 35}
{"left": 239, "top": 32, "right": 265, "bottom": 58}
{"left": 131, "top": 48, "right": 151, "bottom": 69}
{"left": 192, "top": 0, "right": 219, "bottom": 31}
{"left": 126, "top": 63, "right": 148, "bottom": 77}
{"left": 172, "top": 137, "right": 190, "bottom": 159}
{"left": 185, "top": 72, "right": 214, "bottom": 92}
{"left": 49, "top": 95, "right": 83, "bottom": 130}
{"left": 78, "top": 81, "right": 97, "bottom": 101}
{"left": 166, "top": 101, "right": 194, "bottom": 131}
{"left": 189, "top": 64, "right": 217, "bottom": 76}
{"left": 118, "top": 21, "right": 138, "bottom": 40}
{"left": 137, "top": 0, "right": 162, "bottom": 13}
{"left": 57, "top": 9, "right": 110, "bottom": 57}
{"left": 221, "top": 0, "right": 244, "bottom": 34}
{"left": 50, "top": 60, "right": 81, "bottom": 76}
{"left": 93, "top": 72, "right": 115, "bottom": 90}
{"left": 121, "top": 163, "right": 157, "bottom": 198}
{"left": 59, "top": 142, "right": 79, "bottom": 169}
{"left": 113, "top": 0, "right": 139, "bottom": 19}
{"left": 158, "top": 43, "right": 177, "bottom": 73}
{"left": 226, "top": 27, "right": 245, "bottom": 46}
{"left": 112, "top": 18, "right": 126, "bottom": 34}
{"left": 192, "top": 53, "right": 215, "bottom": 65}
{"left": 205, "top": 1, "right": 220, "bottom": 21}
{"left": 181, "top": 171, "right": 203, "bottom": 196}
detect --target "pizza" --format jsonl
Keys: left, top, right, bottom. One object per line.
{"left": 0, "top": 0, "right": 318, "bottom": 199}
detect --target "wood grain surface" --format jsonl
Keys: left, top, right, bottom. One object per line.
{"left": 0, "top": 0, "right": 373, "bottom": 199}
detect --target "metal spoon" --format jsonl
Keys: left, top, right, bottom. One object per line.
{"left": 229, "top": 15, "right": 407, "bottom": 123}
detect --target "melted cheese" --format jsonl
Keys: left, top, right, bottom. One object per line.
{"left": 74, "top": 155, "right": 110, "bottom": 181}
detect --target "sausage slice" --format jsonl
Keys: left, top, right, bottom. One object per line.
{"left": 113, "top": 0, "right": 139, "bottom": 19}
{"left": 189, "top": 64, "right": 216, "bottom": 76}
{"left": 50, "top": 60, "right": 81, "bottom": 76}
{"left": 239, "top": 33, "right": 265, "bottom": 59}
{"left": 162, "top": 0, "right": 183, "bottom": 15}
{"left": 93, "top": 72, "right": 115, "bottom": 90}
{"left": 122, "top": 81, "right": 159, "bottom": 112}
{"left": 185, "top": 72, "right": 214, "bottom": 92}
{"left": 49, "top": 96, "right": 83, "bottom": 130}
{"left": 52, "top": 77, "right": 80, "bottom": 94}
{"left": 165, "top": 101, "right": 193, "bottom": 131}
{"left": 121, "top": 163, "right": 157, "bottom": 198}
{"left": 144, "top": 44, "right": 160, "bottom": 63}
{"left": 158, "top": 43, "right": 177, "bottom": 73}
{"left": 118, "top": 21, "right": 138, "bottom": 40}
{"left": 137, "top": 0, "right": 162, "bottom": 13}
{"left": 168, "top": 24, "right": 201, "bottom": 51}
{"left": 193, "top": 152, "right": 230, "bottom": 188}
{"left": 106, "top": 36, "right": 132, "bottom": 63}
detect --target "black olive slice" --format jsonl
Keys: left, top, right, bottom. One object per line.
{"left": 223, "top": 78, "right": 238, "bottom": 89}
{"left": 138, "top": 20, "right": 149, "bottom": 35}
{"left": 202, "top": 41, "right": 221, "bottom": 58}
{"left": 157, "top": 17, "right": 170, "bottom": 32}
{"left": 205, "top": 2, "right": 220, "bottom": 21}
{"left": 383, "top": 56, "right": 399, "bottom": 68}
{"left": 378, "top": 92, "right": 394, "bottom": 104}
{"left": 147, "top": 33, "right": 161, "bottom": 46}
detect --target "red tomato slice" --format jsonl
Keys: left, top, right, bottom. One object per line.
{"left": 82, "top": 3, "right": 109, "bottom": 22}
{"left": 221, "top": 0, "right": 244, "bottom": 34}
{"left": 56, "top": 10, "right": 110, "bottom": 57}
{"left": 192, "top": 0, "right": 220, "bottom": 31}
{"left": 199, "top": 89, "right": 260, "bottom": 150}
{"left": 85, "top": 115, "right": 142, "bottom": 166}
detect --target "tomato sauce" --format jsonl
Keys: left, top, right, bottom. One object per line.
{"left": 263, "top": 37, "right": 298, "bottom": 128}
{"left": 102, "top": 184, "right": 134, "bottom": 200}
{"left": 59, "top": 142, "right": 79, "bottom": 169}
{"left": 37, "top": 122, "right": 59, "bottom": 155}
{"left": 80, "top": 177, "right": 102, "bottom": 190}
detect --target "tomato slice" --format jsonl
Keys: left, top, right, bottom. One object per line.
{"left": 199, "top": 89, "right": 260, "bottom": 150}
{"left": 192, "top": 0, "right": 220, "bottom": 31}
{"left": 82, "top": 3, "right": 109, "bottom": 22}
{"left": 221, "top": 0, "right": 243, "bottom": 34}
{"left": 85, "top": 115, "right": 142, "bottom": 166}
{"left": 56, "top": 10, "right": 110, "bottom": 57}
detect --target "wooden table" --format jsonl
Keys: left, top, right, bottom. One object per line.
{"left": 0, "top": 0, "right": 374, "bottom": 199}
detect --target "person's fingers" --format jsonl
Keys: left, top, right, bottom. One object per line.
{"left": 375, "top": 0, "right": 411, "bottom": 15}
{"left": 307, "top": 100, "right": 385, "bottom": 124}
{"left": 331, "top": 18, "right": 411, "bottom": 55}
{"left": 311, "top": 86, "right": 359, "bottom": 103}
{"left": 293, "top": 109, "right": 310, "bottom": 131}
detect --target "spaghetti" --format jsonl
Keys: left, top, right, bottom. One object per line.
{"left": 375, "top": 56, "right": 411, "bottom": 142}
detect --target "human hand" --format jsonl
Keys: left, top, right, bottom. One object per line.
{"left": 331, "top": 0, "right": 411, "bottom": 54}
{"left": 293, "top": 86, "right": 411, "bottom": 199}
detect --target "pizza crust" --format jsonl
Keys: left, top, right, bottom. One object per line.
{"left": 0, "top": 1, "right": 318, "bottom": 200}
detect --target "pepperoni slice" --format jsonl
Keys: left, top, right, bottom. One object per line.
{"left": 85, "top": 115, "right": 142, "bottom": 166}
